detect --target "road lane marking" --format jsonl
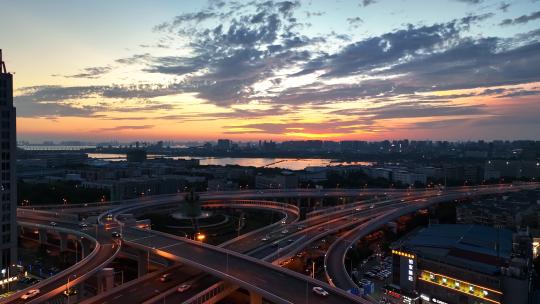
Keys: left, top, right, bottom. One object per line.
{"left": 158, "top": 243, "right": 183, "bottom": 250}
{"left": 126, "top": 235, "right": 156, "bottom": 242}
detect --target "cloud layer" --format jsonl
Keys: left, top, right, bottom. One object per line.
{"left": 13, "top": 0, "right": 540, "bottom": 140}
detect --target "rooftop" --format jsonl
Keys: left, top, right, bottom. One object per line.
{"left": 400, "top": 224, "right": 513, "bottom": 275}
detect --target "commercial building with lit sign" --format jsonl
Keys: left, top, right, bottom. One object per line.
{"left": 389, "top": 224, "right": 532, "bottom": 304}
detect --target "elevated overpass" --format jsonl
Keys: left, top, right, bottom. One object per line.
{"left": 324, "top": 183, "right": 540, "bottom": 292}
{"left": 4, "top": 221, "right": 120, "bottom": 304}
{"left": 10, "top": 183, "right": 538, "bottom": 303}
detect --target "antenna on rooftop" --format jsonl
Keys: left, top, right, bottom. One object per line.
{"left": 0, "top": 49, "right": 7, "bottom": 73}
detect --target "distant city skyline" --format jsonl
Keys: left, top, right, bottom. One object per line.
{"left": 2, "top": 0, "right": 540, "bottom": 141}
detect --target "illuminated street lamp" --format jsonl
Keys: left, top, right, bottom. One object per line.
{"left": 196, "top": 232, "right": 206, "bottom": 242}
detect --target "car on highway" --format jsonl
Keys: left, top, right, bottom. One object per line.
{"left": 106, "top": 214, "right": 113, "bottom": 221}
{"left": 79, "top": 222, "right": 88, "bottom": 228}
{"left": 160, "top": 273, "right": 172, "bottom": 282}
{"left": 19, "top": 277, "right": 31, "bottom": 284}
{"left": 50, "top": 221, "right": 57, "bottom": 226}
{"left": 281, "top": 219, "right": 286, "bottom": 224}
{"left": 369, "top": 204, "right": 375, "bottom": 209}
{"left": 177, "top": 284, "right": 191, "bottom": 293}
{"left": 20, "top": 289, "right": 40, "bottom": 299}
{"left": 63, "top": 288, "right": 78, "bottom": 296}
{"left": 261, "top": 235, "right": 270, "bottom": 241}
{"left": 281, "top": 229, "right": 289, "bottom": 234}
{"left": 111, "top": 231, "right": 121, "bottom": 238}
{"left": 312, "top": 286, "right": 329, "bottom": 296}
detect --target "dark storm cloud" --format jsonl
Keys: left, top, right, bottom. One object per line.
{"left": 454, "top": 0, "right": 482, "bottom": 4}
{"left": 19, "top": 0, "right": 540, "bottom": 124}
{"left": 460, "top": 13, "right": 494, "bottom": 27}
{"left": 98, "top": 125, "right": 154, "bottom": 132}
{"left": 224, "top": 120, "right": 370, "bottom": 134}
{"left": 140, "top": 0, "right": 319, "bottom": 106}
{"left": 301, "top": 22, "right": 462, "bottom": 78}
{"left": 14, "top": 97, "right": 102, "bottom": 118}
{"left": 143, "top": 55, "right": 210, "bottom": 75}
{"left": 14, "top": 85, "right": 182, "bottom": 117}
{"left": 409, "top": 118, "right": 473, "bottom": 129}
{"left": 472, "top": 104, "right": 540, "bottom": 127}
{"left": 499, "top": 2, "right": 510, "bottom": 12}
{"left": 54, "top": 66, "right": 112, "bottom": 79}
{"left": 360, "top": 0, "right": 377, "bottom": 7}
{"left": 274, "top": 79, "right": 416, "bottom": 105}
{"left": 305, "top": 11, "right": 324, "bottom": 18}
{"left": 333, "top": 104, "right": 486, "bottom": 120}
{"left": 378, "top": 39, "right": 540, "bottom": 91}
{"left": 17, "top": 85, "right": 106, "bottom": 101}
{"left": 346, "top": 17, "right": 363, "bottom": 29}
{"left": 500, "top": 11, "right": 540, "bottom": 26}
{"left": 115, "top": 53, "right": 152, "bottom": 65}
{"left": 497, "top": 89, "right": 540, "bottom": 98}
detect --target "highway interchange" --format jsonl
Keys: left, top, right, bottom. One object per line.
{"left": 5, "top": 183, "right": 539, "bottom": 303}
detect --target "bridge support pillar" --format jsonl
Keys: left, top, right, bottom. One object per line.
{"left": 97, "top": 268, "right": 115, "bottom": 293}
{"left": 80, "top": 240, "right": 90, "bottom": 259}
{"left": 59, "top": 233, "right": 68, "bottom": 252}
{"left": 249, "top": 291, "right": 263, "bottom": 304}
{"left": 38, "top": 229, "right": 47, "bottom": 244}
{"left": 137, "top": 250, "right": 149, "bottom": 277}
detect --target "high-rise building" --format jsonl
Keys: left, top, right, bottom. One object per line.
{"left": 216, "top": 139, "right": 231, "bottom": 151}
{"left": 0, "top": 50, "right": 17, "bottom": 269}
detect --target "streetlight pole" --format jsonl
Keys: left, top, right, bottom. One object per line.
{"left": 305, "top": 280, "right": 309, "bottom": 304}
{"left": 66, "top": 274, "right": 77, "bottom": 304}
{"left": 226, "top": 252, "right": 229, "bottom": 273}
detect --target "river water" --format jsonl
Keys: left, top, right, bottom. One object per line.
{"left": 86, "top": 153, "right": 372, "bottom": 170}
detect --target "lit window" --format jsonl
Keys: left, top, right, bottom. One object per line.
{"left": 408, "top": 276, "right": 413, "bottom": 281}
{"left": 408, "top": 259, "right": 413, "bottom": 265}
{"left": 408, "top": 270, "right": 413, "bottom": 276}
{"left": 409, "top": 265, "right": 413, "bottom": 270}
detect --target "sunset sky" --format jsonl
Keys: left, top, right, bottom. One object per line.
{"left": 2, "top": 0, "right": 540, "bottom": 142}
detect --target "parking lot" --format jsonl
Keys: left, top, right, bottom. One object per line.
{"left": 351, "top": 253, "right": 393, "bottom": 300}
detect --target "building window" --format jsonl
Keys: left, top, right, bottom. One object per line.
{"left": 2, "top": 248, "right": 10, "bottom": 269}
